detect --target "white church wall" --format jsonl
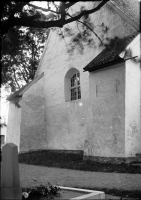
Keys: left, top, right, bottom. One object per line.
{"left": 6, "top": 100, "right": 22, "bottom": 151}
{"left": 125, "top": 34, "right": 141, "bottom": 157}
{"left": 19, "top": 2, "right": 138, "bottom": 156}
{"left": 44, "top": 99, "right": 89, "bottom": 150}
{"left": 20, "top": 76, "right": 47, "bottom": 152}
{"left": 88, "top": 63, "right": 126, "bottom": 157}
{"left": 36, "top": 1, "right": 136, "bottom": 77}
{"left": 41, "top": 30, "right": 90, "bottom": 150}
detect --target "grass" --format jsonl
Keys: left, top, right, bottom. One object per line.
{"left": 1, "top": 148, "right": 141, "bottom": 200}
{"left": 1, "top": 150, "right": 141, "bottom": 199}
{"left": 78, "top": 187, "right": 141, "bottom": 199}
{"left": 18, "top": 150, "right": 141, "bottom": 174}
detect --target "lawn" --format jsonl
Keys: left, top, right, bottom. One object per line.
{"left": 1, "top": 149, "right": 141, "bottom": 200}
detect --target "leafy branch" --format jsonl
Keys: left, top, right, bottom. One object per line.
{"left": 1, "top": 1, "right": 109, "bottom": 37}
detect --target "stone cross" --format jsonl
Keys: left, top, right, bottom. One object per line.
{"left": 1, "top": 143, "right": 22, "bottom": 199}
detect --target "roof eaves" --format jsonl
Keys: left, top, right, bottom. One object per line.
{"left": 83, "top": 32, "right": 138, "bottom": 72}
{"left": 7, "top": 72, "right": 44, "bottom": 102}
{"left": 6, "top": 84, "right": 28, "bottom": 102}
{"left": 19, "top": 72, "right": 44, "bottom": 96}
{"left": 84, "top": 58, "right": 124, "bottom": 72}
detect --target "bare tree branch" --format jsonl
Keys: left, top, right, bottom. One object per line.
{"left": 18, "top": 66, "right": 28, "bottom": 83}
{"left": 65, "top": 2, "right": 79, "bottom": 9}
{"left": 67, "top": 13, "right": 105, "bottom": 46}
{"left": 9, "top": 2, "right": 29, "bottom": 19}
{"left": 11, "top": 55, "right": 29, "bottom": 83}
{"left": 76, "top": 21, "right": 82, "bottom": 34}
{"left": 52, "top": 2, "right": 59, "bottom": 13}
{"left": 21, "top": 63, "right": 29, "bottom": 80}
{"left": 77, "top": 19, "right": 104, "bottom": 45}
{"left": 47, "top": 2, "right": 50, "bottom": 10}
{"left": 64, "top": 0, "right": 109, "bottom": 24}
{"left": 1, "top": 0, "right": 109, "bottom": 37}
{"left": 60, "top": 2, "right": 66, "bottom": 21}
{"left": 59, "top": 28, "right": 68, "bottom": 46}
{"left": 12, "top": 68, "right": 21, "bottom": 89}
{"left": 28, "top": 3, "right": 59, "bottom": 14}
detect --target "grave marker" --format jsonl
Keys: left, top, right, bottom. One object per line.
{"left": 1, "top": 143, "right": 22, "bottom": 199}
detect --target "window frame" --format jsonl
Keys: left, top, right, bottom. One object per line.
{"left": 70, "top": 72, "right": 81, "bottom": 101}
{"left": 64, "top": 68, "right": 81, "bottom": 102}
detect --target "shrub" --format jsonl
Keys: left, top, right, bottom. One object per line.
{"left": 22, "top": 183, "right": 60, "bottom": 200}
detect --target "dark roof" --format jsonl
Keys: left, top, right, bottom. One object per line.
{"left": 7, "top": 72, "right": 44, "bottom": 102}
{"left": 7, "top": 82, "right": 30, "bottom": 102}
{"left": 83, "top": 32, "right": 138, "bottom": 72}
{"left": 83, "top": 47, "right": 124, "bottom": 72}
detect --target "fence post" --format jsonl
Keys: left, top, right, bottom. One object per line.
{"left": 1, "top": 143, "right": 22, "bottom": 199}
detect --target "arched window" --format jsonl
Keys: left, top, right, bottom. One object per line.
{"left": 64, "top": 68, "right": 81, "bottom": 102}
{"left": 71, "top": 72, "right": 81, "bottom": 100}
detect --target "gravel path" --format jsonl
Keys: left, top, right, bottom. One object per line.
{"left": 19, "top": 164, "right": 141, "bottom": 191}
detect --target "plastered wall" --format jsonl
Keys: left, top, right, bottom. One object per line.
{"left": 20, "top": 77, "right": 47, "bottom": 152}
{"left": 36, "top": 1, "right": 136, "bottom": 76}
{"left": 6, "top": 100, "right": 22, "bottom": 151}
{"left": 35, "top": 2, "right": 136, "bottom": 156}
{"left": 19, "top": 2, "right": 140, "bottom": 157}
{"left": 125, "top": 34, "right": 141, "bottom": 157}
{"left": 88, "top": 63, "right": 125, "bottom": 157}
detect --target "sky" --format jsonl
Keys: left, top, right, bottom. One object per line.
{"left": 0, "top": 87, "right": 9, "bottom": 123}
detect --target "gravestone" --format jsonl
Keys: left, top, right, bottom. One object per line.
{"left": 1, "top": 143, "right": 22, "bottom": 199}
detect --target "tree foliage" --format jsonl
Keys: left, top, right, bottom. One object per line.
{"left": 1, "top": 27, "right": 49, "bottom": 91}
{"left": 1, "top": 1, "right": 109, "bottom": 92}
{"left": 1, "top": 1, "right": 109, "bottom": 37}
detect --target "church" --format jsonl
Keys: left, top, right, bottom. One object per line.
{"left": 6, "top": 1, "right": 141, "bottom": 162}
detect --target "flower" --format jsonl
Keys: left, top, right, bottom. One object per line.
{"left": 22, "top": 192, "right": 29, "bottom": 199}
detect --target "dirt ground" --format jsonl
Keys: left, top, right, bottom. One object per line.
{"left": 19, "top": 164, "right": 141, "bottom": 199}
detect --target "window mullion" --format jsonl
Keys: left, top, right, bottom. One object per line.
{"left": 70, "top": 72, "right": 81, "bottom": 101}
{"left": 76, "top": 86, "right": 78, "bottom": 100}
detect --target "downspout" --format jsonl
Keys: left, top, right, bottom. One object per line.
{"left": 108, "top": 1, "right": 140, "bottom": 31}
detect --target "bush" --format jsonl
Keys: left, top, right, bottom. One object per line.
{"left": 22, "top": 183, "right": 60, "bottom": 200}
